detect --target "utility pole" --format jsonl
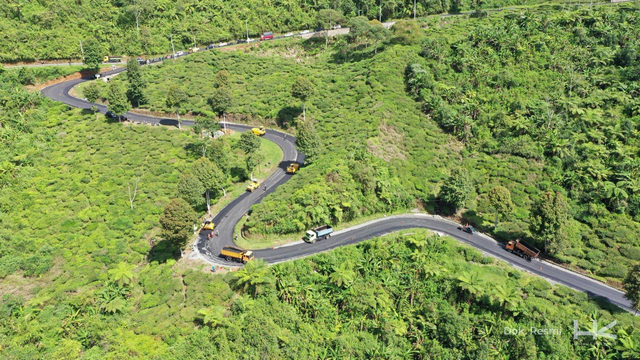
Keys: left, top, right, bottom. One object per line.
{"left": 79, "top": 40, "right": 84, "bottom": 60}
{"left": 170, "top": 34, "right": 176, "bottom": 59}
{"left": 379, "top": 0, "right": 382, "bottom": 22}
{"left": 246, "top": 20, "right": 249, "bottom": 42}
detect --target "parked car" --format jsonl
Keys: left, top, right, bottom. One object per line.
{"left": 300, "top": 30, "right": 310, "bottom": 34}
{"left": 219, "top": 42, "right": 228, "bottom": 47}
{"left": 314, "top": 27, "right": 323, "bottom": 32}
{"left": 105, "top": 111, "right": 125, "bottom": 121}
{"left": 176, "top": 51, "right": 184, "bottom": 56}
{"left": 332, "top": 24, "right": 342, "bottom": 29}
{"left": 261, "top": 32, "right": 274, "bottom": 41}
{"left": 207, "top": 43, "right": 215, "bottom": 49}
{"left": 284, "top": 32, "right": 294, "bottom": 37}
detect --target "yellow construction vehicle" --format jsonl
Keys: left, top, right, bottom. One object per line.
{"left": 220, "top": 246, "right": 254, "bottom": 263}
{"left": 286, "top": 162, "right": 300, "bottom": 174}
{"left": 251, "top": 126, "right": 266, "bottom": 136}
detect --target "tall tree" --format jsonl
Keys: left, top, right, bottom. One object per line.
{"left": 291, "top": 77, "right": 314, "bottom": 122}
{"left": 438, "top": 168, "right": 472, "bottom": 213}
{"left": 207, "top": 139, "right": 231, "bottom": 175}
{"left": 193, "top": 117, "right": 220, "bottom": 157}
{"left": 295, "top": 119, "right": 321, "bottom": 164}
{"left": 368, "top": 20, "right": 390, "bottom": 54}
{"left": 391, "top": 20, "right": 423, "bottom": 45}
{"left": 83, "top": 82, "right": 101, "bottom": 105}
{"left": 487, "top": 186, "right": 513, "bottom": 229}
{"left": 213, "top": 70, "right": 230, "bottom": 88}
{"left": 209, "top": 87, "right": 232, "bottom": 123}
{"left": 166, "top": 84, "right": 187, "bottom": 129}
{"left": 237, "top": 131, "right": 261, "bottom": 155}
{"left": 107, "top": 82, "right": 131, "bottom": 121}
{"left": 623, "top": 264, "right": 640, "bottom": 313}
{"left": 245, "top": 152, "right": 264, "bottom": 177}
{"left": 159, "top": 198, "right": 198, "bottom": 247}
{"left": 126, "top": 58, "right": 147, "bottom": 107}
{"left": 192, "top": 158, "right": 226, "bottom": 214}
{"left": 316, "top": 9, "right": 344, "bottom": 48}
{"left": 82, "top": 38, "right": 103, "bottom": 72}
{"left": 347, "top": 16, "right": 371, "bottom": 46}
{"left": 449, "top": 0, "right": 462, "bottom": 14}
{"left": 128, "top": 0, "right": 154, "bottom": 33}
{"left": 177, "top": 173, "right": 205, "bottom": 208}
{"left": 530, "top": 191, "right": 570, "bottom": 255}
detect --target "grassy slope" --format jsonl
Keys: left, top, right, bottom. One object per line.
{"left": 120, "top": 8, "right": 640, "bottom": 285}
{"left": 127, "top": 40, "right": 549, "bottom": 250}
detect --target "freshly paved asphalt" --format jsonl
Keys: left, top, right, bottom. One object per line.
{"left": 40, "top": 51, "right": 633, "bottom": 314}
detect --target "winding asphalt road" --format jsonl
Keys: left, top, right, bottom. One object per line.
{"left": 40, "top": 56, "right": 633, "bottom": 314}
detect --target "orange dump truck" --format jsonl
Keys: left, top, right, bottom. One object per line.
{"left": 220, "top": 246, "right": 254, "bottom": 264}
{"left": 506, "top": 239, "right": 540, "bottom": 261}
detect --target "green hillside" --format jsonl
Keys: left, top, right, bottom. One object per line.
{"left": 1, "top": 0, "right": 548, "bottom": 62}
{"left": 101, "top": 4, "right": 640, "bottom": 285}
{"left": 1, "top": 3, "right": 640, "bottom": 359}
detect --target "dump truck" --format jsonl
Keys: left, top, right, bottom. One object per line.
{"left": 103, "top": 56, "right": 122, "bottom": 63}
{"left": 506, "top": 238, "right": 540, "bottom": 261}
{"left": 220, "top": 246, "right": 254, "bottom": 263}
{"left": 304, "top": 225, "right": 333, "bottom": 243}
{"left": 286, "top": 163, "right": 300, "bottom": 174}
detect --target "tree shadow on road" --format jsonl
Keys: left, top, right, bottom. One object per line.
{"left": 277, "top": 106, "right": 302, "bottom": 129}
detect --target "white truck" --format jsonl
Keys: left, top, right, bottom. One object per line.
{"left": 304, "top": 225, "right": 333, "bottom": 243}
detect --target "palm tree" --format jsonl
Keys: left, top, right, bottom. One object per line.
{"left": 101, "top": 298, "right": 126, "bottom": 314}
{"left": 492, "top": 285, "right": 521, "bottom": 316}
{"left": 615, "top": 328, "right": 640, "bottom": 359}
{"left": 603, "top": 181, "right": 629, "bottom": 212}
{"left": 196, "top": 306, "right": 225, "bottom": 328}
{"left": 108, "top": 263, "right": 136, "bottom": 286}
{"left": 232, "top": 259, "right": 274, "bottom": 297}
{"left": 457, "top": 272, "right": 483, "bottom": 303}
{"left": 329, "top": 263, "right": 355, "bottom": 288}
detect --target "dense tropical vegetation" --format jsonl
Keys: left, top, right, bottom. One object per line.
{"left": 405, "top": 5, "right": 640, "bottom": 281}
{"left": 99, "top": 3, "right": 640, "bottom": 284}
{"left": 1, "top": 0, "right": 553, "bottom": 62}
{"left": 3, "top": 215, "right": 640, "bottom": 358}
{"left": 3, "top": 2, "right": 640, "bottom": 358}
